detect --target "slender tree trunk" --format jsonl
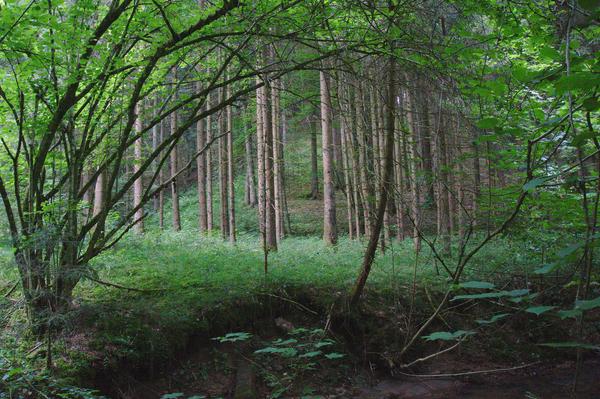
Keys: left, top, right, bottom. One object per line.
{"left": 227, "top": 85, "right": 236, "bottom": 243}
{"left": 152, "top": 98, "right": 160, "bottom": 213}
{"left": 197, "top": 85, "right": 208, "bottom": 233}
{"left": 219, "top": 87, "right": 229, "bottom": 239}
{"left": 245, "top": 123, "right": 257, "bottom": 207}
{"left": 263, "top": 80, "right": 278, "bottom": 251}
{"left": 133, "top": 103, "right": 144, "bottom": 234}
{"left": 405, "top": 87, "right": 421, "bottom": 252}
{"left": 472, "top": 129, "right": 481, "bottom": 225}
{"left": 206, "top": 92, "right": 214, "bottom": 231}
{"left": 418, "top": 83, "right": 435, "bottom": 205}
{"left": 309, "top": 118, "right": 319, "bottom": 199}
{"left": 356, "top": 81, "right": 373, "bottom": 237}
{"left": 170, "top": 94, "right": 181, "bottom": 232}
{"left": 272, "top": 78, "right": 284, "bottom": 243}
{"left": 340, "top": 107, "right": 354, "bottom": 239}
{"left": 256, "top": 80, "right": 266, "bottom": 246}
{"left": 159, "top": 119, "right": 165, "bottom": 229}
{"left": 320, "top": 70, "right": 338, "bottom": 246}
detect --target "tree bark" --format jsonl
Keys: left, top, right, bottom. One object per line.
{"left": 133, "top": 103, "right": 144, "bottom": 234}
{"left": 197, "top": 84, "right": 208, "bottom": 233}
{"left": 320, "top": 69, "right": 338, "bottom": 245}
{"left": 170, "top": 71, "right": 181, "bottom": 232}
{"left": 309, "top": 117, "right": 319, "bottom": 199}
{"left": 206, "top": 91, "right": 214, "bottom": 231}
{"left": 219, "top": 86, "right": 229, "bottom": 239}
{"left": 227, "top": 84, "right": 236, "bottom": 243}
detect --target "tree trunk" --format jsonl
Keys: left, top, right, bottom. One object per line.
{"left": 309, "top": 118, "right": 319, "bottom": 199}
{"left": 197, "top": 84, "right": 208, "bottom": 233}
{"left": 206, "top": 91, "right": 214, "bottom": 231}
{"left": 227, "top": 85, "right": 236, "bottom": 243}
{"left": 272, "top": 78, "right": 284, "bottom": 243}
{"left": 263, "top": 80, "right": 278, "bottom": 251}
{"left": 320, "top": 70, "right": 338, "bottom": 246}
{"left": 158, "top": 118, "right": 165, "bottom": 229}
{"left": 256, "top": 80, "right": 266, "bottom": 246}
{"left": 405, "top": 87, "right": 421, "bottom": 253}
{"left": 133, "top": 103, "right": 144, "bottom": 234}
{"left": 170, "top": 71, "right": 181, "bottom": 232}
{"left": 219, "top": 86, "right": 229, "bottom": 239}
{"left": 245, "top": 124, "right": 257, "bottom": 207}
{"left": 356, "top": 81, "right": 373, "bottom": 237}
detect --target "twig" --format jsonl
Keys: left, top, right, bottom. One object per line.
{"left": 85, "top": 275, "right": 165, "bottom": 293}
{"left": 396, "top": 361, "right": 540, "bottom": 378}
{"left": 260, "top": 292, "right": 318, "bottom": 315}
{"left": 3, "top": 281, "right": 18, "bottom": 298}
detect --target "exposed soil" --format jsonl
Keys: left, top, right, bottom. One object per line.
{"left": 93, "top": 318, "right": 600, "bottom": 399}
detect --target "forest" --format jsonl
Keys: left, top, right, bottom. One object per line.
{"left": 0, "top": 0, "right": 599, "bottom": 398}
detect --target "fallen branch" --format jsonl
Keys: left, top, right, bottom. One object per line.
{"left": 85, "top": 276, "right": 165, "bottom": 293}
{"left": 396, "top": 361, "right": 540, "bottom": 378}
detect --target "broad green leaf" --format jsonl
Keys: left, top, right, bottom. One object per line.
{"left": 526, "top": 306, "right": 556, "bottom": 315}
{"left": 452, "top": 289, "right": 529, "bottom": 301}
{"left": 459, "top": 281, "right": 495, "bottom": 290}
{"left": 534, "top": 262, "right": 559, "bottom": 274}
{"left": 476, "top": 313, "right": 510, "bottom": 324}
{"left": 575, "top": 296, "right": 600, "bottom": 311}
{"left": 324, "top": 352, "right": 345, "bottom": 359}
{"left": 299, "top": 351, "right": 322, "bottom": 358}
{"left": 557, "top": 309, "right": 581, "bottom": 319}
{"left": 583, "top": 97, "right": 600, "bottom": 111}
{"left": 477, "top": 117, "right": 499, "bottom": 129}
{"left": 523, "top": 177, "right": 550, "bottom": 192}
{"left": 422, "top": 330, "right": 475, "bottom": 341}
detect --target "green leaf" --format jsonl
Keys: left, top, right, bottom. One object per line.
{"left": 254, "top": 347, "right": 298, "bottom": 357}
{"left": 161, "top": 394, "right": 184, "bottom": 399}
{"left": 534, "top": 262, "right": 559, "bottom": 274}
{"left": 299, "top": 351, "right": 322, "bottom": 358}
{"left": 477, "top": 117, "right": 499, "bottom": 129}
{"left": 555, "top": 73, "right": 600, "bottom": 94}
{"left": 540, "top": 46, "right": 560, "bottom": 61}
{"left": 452, "top": 289, "right": 529, "bottom": 301}
{"left": 575, "top": 296, "right": 600, "bottom": 311}
{"left": 476, "top": 313, "right": 510, "bottom": 324}
{"left": 324, "top": 352, "right": 345, "bottom": 359}
{"left": 526, "top": 306, "right": 556, "bottom": 316}
{"left": 458, "top": 281, "right": 495, "bottom": 290}
{"left": 557, "top": 309, "right": 581, "bottom": 319}
{"left": 422, "top": 330, "right": 475, "bottom": 341}
{"left": 583, "top": 97, "right": 600, "bottom": 111}
{"left": 523, "top": 177, "right": 550, "bottom": 192}
{"left": 274, "top": 338, "right": 298, "bottom": 346}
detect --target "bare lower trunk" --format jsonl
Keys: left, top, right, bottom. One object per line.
{"left": 197, "top": 84, "right": 208, "bottom": 233}
{"left": 219, "top": 87, "right": 229, "bottom": 239}
{"left": 133, "top": 103, "right": 144, "bottom": 234}
{"left": 320, "top": 70, "right": 338, "bottom": 245}
{"left": 310, "top": 118, "right": 319, "bottom": 199}
{"left": 206, "top": 92, "right": 214, "bottom": 231}
{"left": 170, "top": 83, "right": 181, "bottom": 231}
{"left": 227, "top": 86, "right": 236, "bottom": 243}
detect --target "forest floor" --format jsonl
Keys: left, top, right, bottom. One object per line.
{"left": 2, "top": 227, "right": 598, "bottom": 398}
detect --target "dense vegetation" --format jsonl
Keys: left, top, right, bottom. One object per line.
{"left": 0, "top": 0, "right": 599, "bottom": 397}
